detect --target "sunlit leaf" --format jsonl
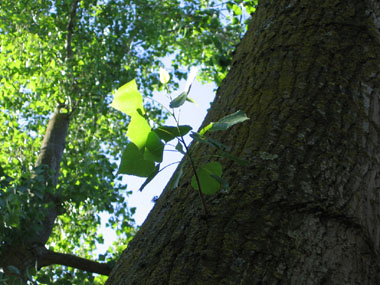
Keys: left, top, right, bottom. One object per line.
{"left": 159, "top": 67, "right": 170, "bottom": 84}
{"left": 232, "top": 4, "right": 242, "bottom": 15}
{"left": 199, "top": 123, "right": 213, "bottom": 135}
{"left": 127, "top": 112, "right": 151, "bottom": 149}
{"left": 186, "top": 97, "right": 196, "bottom": 104}
{"left": 110, "top": 79, "right": 144, "bottom": 116}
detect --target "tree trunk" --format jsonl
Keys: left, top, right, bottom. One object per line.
{"left": 107, "top": 0, "right": 380, "bottom": 284}
{"left": 0, "top": 112, "right": 70, "bottom": 279}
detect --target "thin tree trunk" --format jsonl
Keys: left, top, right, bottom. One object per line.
{"left": 0, "top": 112, "right": 70, "bottom": 279}
{"left": 33, "top": 112, "right": 70, "bottom": 246}
{"left": 107, "top": 0, "right": 380, "bottom": 283}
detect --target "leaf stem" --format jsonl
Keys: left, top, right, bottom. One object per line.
{"left": 178, "top": 136, "right": 208, "bottom": 216}
{"left": 146, "top": 91, "right": 208, "bottom": 214}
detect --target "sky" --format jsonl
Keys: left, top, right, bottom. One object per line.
{"left": 97, "top": 74, "right": 217, "bottom": 252}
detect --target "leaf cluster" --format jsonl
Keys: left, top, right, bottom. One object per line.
{"left": 112, "top": 74, "right": 249, "bottom": 204}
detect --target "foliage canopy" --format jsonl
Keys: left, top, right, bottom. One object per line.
{"left": 0, "top": 0, "right": 255, "bottom": 282}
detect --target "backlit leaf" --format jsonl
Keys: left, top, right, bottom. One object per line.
{"left": 110, "top": 79, "right": 144, "bottom": 116}
{"left": 199, "top": 123, "right": 213, "bottom": 135}
{"left": 127, "top": 112, "right": 151, "bottom": 149}
{"left": 185, "top": 97, "right": 196, "bottom": 104}
{"left": 159, "top": 67, "right": 170, "bottom": 84}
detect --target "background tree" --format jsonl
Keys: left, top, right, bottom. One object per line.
{"left": 0, "top": 0, "right": 256, "bottom": 283}
{"left": 106, "top": 0, "right": 380, "bottom": 283}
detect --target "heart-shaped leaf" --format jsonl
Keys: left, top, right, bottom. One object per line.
{"left": 127, "top": 112, "right": 151, "bottom": 149}
{"left": 119, "top": 143, "right": 155, "bottom": 177}
{"left": 110, "top": 79, "right": 144, "bottom": 116}
{"left": 191, "top": 162, "right": 222, "bottom": 195}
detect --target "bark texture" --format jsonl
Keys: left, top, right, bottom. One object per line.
{"left": 107, "top": 0, "right": 380, "bottom": 284}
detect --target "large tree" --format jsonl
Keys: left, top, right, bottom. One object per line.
{"left": 106, "top": 0, "right": 380, "bottom": 283}
{"left": 0, "top": 0, "right": 254, "bottom": 283}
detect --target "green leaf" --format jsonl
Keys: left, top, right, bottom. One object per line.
{"left": 110, "top": 79, "right": 144, "bottom": 116}
{"left": 169, "top": 92, "right": 188, "bottom": 108}
{"left": 185, "top": 97, "right": 196, "bottom": 104}
{"left": 191, "top": 162, "right": 222, "bottom": 195}
{"left": 118, "top": 143, "right": 156, "bottom": 177}
{"left": 154, "top": 125, "right": 192, "bottom": 142}
{"left": 190, "top": 132, "right": 228, "bottom": 149}
{"left": 175, "top": 141, "right": 185, "bottom": 155}
{"left": 209, "top": 174, "right": 229, "bottom": 191}
{"left": 209, "top": 110, "right": 249, "bottom": 132}
{"left": 144, "top": 131, "right": 164, "bottom": 162}
{"left": 139, "top": 164, "right": 160, "bottom": 191}
{"left": 232, "top": 4, "right": 242, "bottom": 15}
{"left": 159, "top": 67, "right": 170, "bottom": 84}
{"left": 245, "top": 5, "right": 256, "bottom": 14}
{"left": 127, "top": 112, "right": 151, "bottom": 149}
{"left": 199, "top": 123, "right": 213, "bottom": 135}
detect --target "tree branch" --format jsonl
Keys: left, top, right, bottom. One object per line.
{"left": 37, "top": 247, "right": 111, "bottom": 276}
{"left": 66, "top": 0, "right": 80, "bottom": 59}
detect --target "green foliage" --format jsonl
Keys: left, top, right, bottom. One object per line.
{"left": 169, "top": 92, "right": 189, "bottom": 108}
{"left": 112, "top": 73, "right": 248, "bottom": 211}
{"left": 199, "top": 110, "right": 250, "bottom": 134}
{"left": 110, "top": 80, "right": 144, "bottom": 116}
{"left": 119, "top": 142, "right": 156, "bottom": 177}
{"left": 154, "top": 125, "right": 193, "bottom": 142}
{"left": 191, "top": 162, "right": 222, "bottom": 195}
{"left": 0, "top": 0, "right": 255, "bottom": 281}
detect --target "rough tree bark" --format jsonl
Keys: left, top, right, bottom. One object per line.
{"left": 107, "top": 0, "right": 380, "bottom": 284}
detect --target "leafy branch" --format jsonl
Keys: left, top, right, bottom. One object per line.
{"left": 111, "top": 68, "right": 249, "bottom": 214}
